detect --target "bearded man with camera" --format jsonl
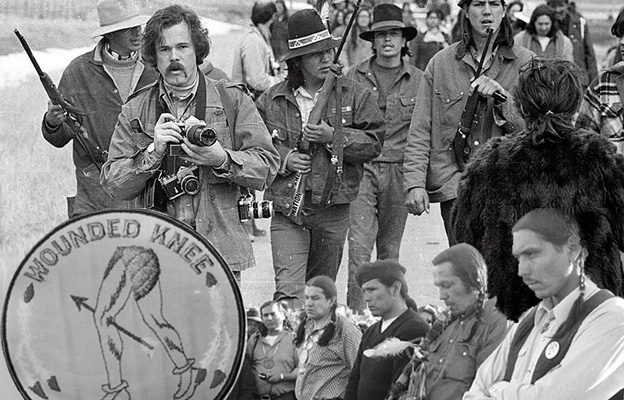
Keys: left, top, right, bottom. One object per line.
{"left": 102, "top": 4, "right": 280, "bottom": 280}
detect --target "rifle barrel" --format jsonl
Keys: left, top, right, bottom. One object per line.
{"left": 14, "top": 29, "right": 45, "bottom": 78}
{"left": 333, "top": 0, "right": 362, "bottom": 63}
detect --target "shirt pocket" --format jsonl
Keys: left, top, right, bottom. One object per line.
{"left": 265, "top": 120, "right": 298, "bottom": 148}
{"left": 399, "top": 95, "right": 417, "bottom": 122}
{"left": 443, "top": 341, "right": 477, "bottom": 384}
{"left": 433, "top": 89, "right": 465, "bottom": 129}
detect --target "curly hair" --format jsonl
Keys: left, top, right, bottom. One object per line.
{"left": 525, "top": 4, "right": 560, "bottom": 38}
{"left": 514, "top": 58, "right": 586, "bottom": 146}
{"left": 142, "top": 4, "right": 211, "bottom": 68}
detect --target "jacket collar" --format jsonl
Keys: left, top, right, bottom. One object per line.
{"left": 355, "top": 56, "right": 415, "bottom": 79}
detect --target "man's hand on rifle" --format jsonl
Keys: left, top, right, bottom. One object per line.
{"left": 286, "top": 151, "right": 311, "bottom": 174}
{"left": 303, "top": 120, "right": 334, "bottom": 144}
{"left": 406, "top": 187, "right": 430, "bottom": 216}
{"left": 470, "top": 75, "right": 508, "bottom": 101}
{"left": 45, "top": 101, "right": 66, "bottom": 128}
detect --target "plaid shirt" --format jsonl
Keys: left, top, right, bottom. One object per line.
{"left": 295, "top": 315, "right": 362, "bottom": 400}
{"left": 576, "top": 62, "right": 624, "bottom": 149}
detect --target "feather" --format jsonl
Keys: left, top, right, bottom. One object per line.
{"left": 363, "top": 337, "right": 420, "bottom": 358}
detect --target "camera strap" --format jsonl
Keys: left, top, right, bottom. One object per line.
{"left": 155, "top": 70, "right": 207, "bottom": 175}
{"left": 215, "top": 79, "right": 252, "bottom": 198}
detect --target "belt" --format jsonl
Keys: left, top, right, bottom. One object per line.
{"left": 255, "top": 392, "right": 295, "bottom": 400}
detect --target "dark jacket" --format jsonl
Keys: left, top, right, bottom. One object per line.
{"left": 227, "top": 355, "right": 255, "bottom": 400}
{"left": 344, "top": 308, "right": 430, "bottom": 400}
{"left": 256, "top": 77, "right": 385, "bottom": 215}
{"left": 41, "top": 41, "right": 158, "bottom": 217}
{"left": 452, "top": 128, "right": 624, "bottom": 320}
{"left": 558, "top": 10, "right": 598, "bottom": 84}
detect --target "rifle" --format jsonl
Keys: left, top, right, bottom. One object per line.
{"left": 287, "top": 0, "right": 362, "bottom": 224}
{"left": 14, "top": 29, "right": 108, "bottom": 171}
{"left": 452, "top": 28, "right": 507, "bottom": 172}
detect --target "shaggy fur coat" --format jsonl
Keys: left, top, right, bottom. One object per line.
{"left": 452, "top": 128, "right": 624, "bottom": 321}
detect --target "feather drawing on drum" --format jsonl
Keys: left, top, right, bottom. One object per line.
{"left": 2, "top": 210, "right": 246, "bottom": 400}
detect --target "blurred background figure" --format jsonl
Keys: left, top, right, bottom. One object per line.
{"left": 402, "top": 1, "right": 417, "bottom": 28}
{"left": 546, "top": 0, "right": 597, "bottom": 87}
{"left": 514, "top": 4, "right": 573, "bottom": 61}
{"left": 248, "top": 300, "right": 298, "bottom": 400}
{"left": 247, "top": 307, "right": 263, "bottom": 339}
{"left": 342, "top": 7, "right": 373, "bottom": 69}
{"left": 506, "top": 0, "right": 527, "bottom": 34}
{"left": 270, "top": 0, "right": 290, "bottom": 62}
{"left": 409, "top": 8, "right": 450, "bottom": 71}
{"left": 576, "top": 8, "right": 624, "bottom": 152}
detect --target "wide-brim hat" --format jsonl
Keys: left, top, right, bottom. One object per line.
{"left": 360, "top": 4, "right": 418, "bottom": 42}
{"left": 282, "top": 9, "right": 341, "bottom": 61}
{"left": 246, "top": 308, "right": 262, "bottom": 323}
{"left": 92, "top": 0, "right": 150, "bottom": 38}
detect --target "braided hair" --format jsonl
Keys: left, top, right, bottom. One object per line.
{"left": 294, "top": 276, "right": 338, "bottom": 347}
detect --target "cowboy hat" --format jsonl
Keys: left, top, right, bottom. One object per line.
{"left": 360, "top": 3, "right": 418, "bottom": 42}
{"left": 92, "top": 0, "right": 149, "bottom": 38}
{"left": 282, "top": 9, "right": 341, "bottom": 61}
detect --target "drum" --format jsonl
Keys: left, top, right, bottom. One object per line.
{"left": 2, "top": 210, "right": 246, "bottom": 400}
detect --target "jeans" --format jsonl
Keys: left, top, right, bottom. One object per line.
{"left": 440, "top": 198, "right": 457, "bottom": 247}
{"left": 271, "top": 203, "right": 350, "bottom": 307}
{"left": 347, "top": 162, "right": 408, "bottom": 312}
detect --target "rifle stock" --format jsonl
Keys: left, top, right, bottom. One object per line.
{"left": 14, "top": 29, "right": 107, "bottom": 170}
{"left": 287, "top": 0, "right": 362, "bottom": 223}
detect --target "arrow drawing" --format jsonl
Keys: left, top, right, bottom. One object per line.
{"left": 70, "top": 295, "right": 154, "bottom": 350}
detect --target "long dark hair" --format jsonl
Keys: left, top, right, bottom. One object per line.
{"left": 515, "top": 58, "right": 585, "bottom": 146}
{"left": 525, "top": 5, "right": 560, "bottom": 38}
{"left": 142, "top": 4, "right": 211, "bottom": 67}
{"left": 294, "top": 276, "right": 338, "bottom": 347}
{"left": 376, "top": 276, "right": 418, "bottom": 310}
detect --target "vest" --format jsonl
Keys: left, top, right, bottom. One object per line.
{"left": 503, "top": 289, "right": 623, "bottom": 399}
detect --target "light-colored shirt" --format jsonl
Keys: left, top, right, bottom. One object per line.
{"left": 464, "top": 279, "right": 624, "bottom": 400}
{"left": 295, "top": 314, "right": 362, "bottom": 399}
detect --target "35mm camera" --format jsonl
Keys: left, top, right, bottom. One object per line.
{"left": 159, "top": 165, "right": 200, "bottom": 200}
{"left": 169, "top": 121, "right": 217, "bottom": 157}
{"left": 238, "top": 194, "right": 273, "bottom": 222}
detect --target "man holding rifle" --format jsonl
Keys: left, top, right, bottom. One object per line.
{"left": 404, "top": 0, "right": 532, "bottom": 245}
{"left": 256, "top": 8, "right": 385, "bottom": 307}
{"left": 42, "top": 0, "right": 157, "bottom": 218}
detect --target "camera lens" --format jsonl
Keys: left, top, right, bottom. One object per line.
{"left": 252, "top": 200, "right": 274, "bottom": 219}
{"left": 187, "top": 125, "right": 217, "bottom": 147}
{"left": 180, "top": 174, "right": 200, "bottom": 195}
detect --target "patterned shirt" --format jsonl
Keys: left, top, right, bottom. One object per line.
{"left": 295, "top": 314, "right": 362, "bottom": 399}
{"left": 576, "top": 62, "right": 624, "bottom": 152}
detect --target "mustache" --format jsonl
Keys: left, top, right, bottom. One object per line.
{"left": 166, "top": 62, "right": 184, "bottom": 73}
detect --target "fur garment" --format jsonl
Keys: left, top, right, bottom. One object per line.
{"left": 452, "top": 128, "right": 624, "bottom": 321}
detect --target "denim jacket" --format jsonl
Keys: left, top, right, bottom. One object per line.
{"left": 256, "top": 77, "right": 385, "bottom": 215}
{"left": 347, "top": 57, "right": 423, "bottom": 163}
{"left": 404, "top": 42, "right": 532, "bottom": 202}
{"left": 101, "top": 75, "right": 279, "bottom": 271}
{"left": 41, "top": 41, "right": 158, "bottom": 217}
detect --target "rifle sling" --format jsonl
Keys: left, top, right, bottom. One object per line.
{"left": 319, "top": 75, "right": 344, "bottom": 206}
